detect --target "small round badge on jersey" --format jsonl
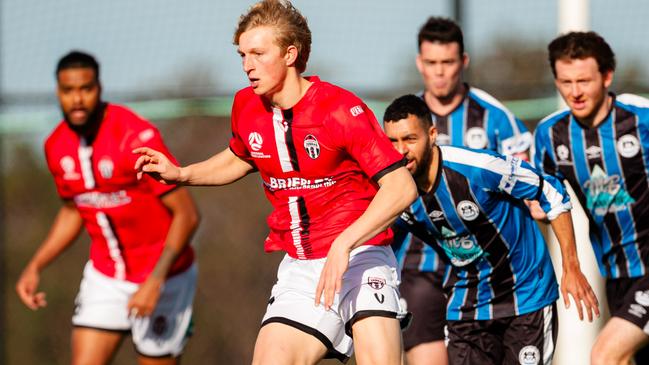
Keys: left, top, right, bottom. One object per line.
{"left": 465, "top": 127, "right": 488, "bottom": 149}
{"left": 304, "top": 134, "right": 320, "bottom": 159}
{"left": 456, "top": 200, "right": 479, "bottom": 221}
{"left": 518, "top": 345, "right": 540, "bottom": 365}
{"left": 98, "top": 158, "right": 114, "bottom": 179}
{"left": 617, "top": 134, "right": 640, "bottom": 158}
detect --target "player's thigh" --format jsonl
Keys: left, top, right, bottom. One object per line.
{"left": 132, "top": 264, "right": 197, "bottom": 359}
{"left": 446, "top": 319, "right": 504, "bottom": 365}
{"left": 502, "top": 304, "right": 557, "bottom": 365}
{"left": 351, "top": 316, "right": 403, "bottom": 365}
{"left": 71, "top": 327, "right": 125, "bottom": 365}
{"left": 406, "top": 341, "right": 448, "bottom": 365}
{"left": 252, "top": 322, "right": 327, "bottom": 365}
{"left": 262, "top": 255, "right": 355, "bottom": 362}
{"left": 597, "top": 275, "right": 649, "bottom": 364}
{"left": 592, "top": 317, "right": 649, "bottom": 364}
{"left": 400, "top": 270, "right": 447, "bottom": 352}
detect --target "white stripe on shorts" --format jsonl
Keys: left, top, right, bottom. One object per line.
{"left": 543, "top": 304, "right": 555, "bottom": 365}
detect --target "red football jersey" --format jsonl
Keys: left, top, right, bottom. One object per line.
{"left": 44, "top": 104, "right": 194, "bottom": 283}
{"left": 229, "top": 76, "right": 404, "bottom": 259}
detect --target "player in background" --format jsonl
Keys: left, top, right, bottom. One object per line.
{"left": 396, "top": 17, "right": 532, "bottom": 365}
{"left": 134, "top": 1, "right": 417, "bottom": 364}
{"left": 534, "top": 31, "right": 649, "bottom": 365}
{"left": 385, "top": 94, "right": 599, "bottom": 365}
{"left": 15, "top": 51, "right": 200, "bottom": 365}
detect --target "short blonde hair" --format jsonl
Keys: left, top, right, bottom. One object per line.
{"left": 234, "top": 0, "right": 311, "bottom": 73}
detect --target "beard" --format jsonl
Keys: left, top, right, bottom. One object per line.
{"left": 64, "top": 102, "right": 106, "bottom": 141}
{"left": 412, "top": 144, "right": 433, "bottom": 183}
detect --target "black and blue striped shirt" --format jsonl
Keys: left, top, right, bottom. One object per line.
{"left": 534, "top": 93, "right": 649, "bottom": 279}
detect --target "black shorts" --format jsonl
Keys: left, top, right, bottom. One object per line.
{"left": 606, "top": 275, "right": 649, "bottom": 364}
{"left": 399, "top": 270, "right": 447, "bottom": 350}
{"left": 606, "top": 275, "right": 649, "bottom": 334}
{"left": 446, "top": 303, "right": 557, "bottom": 365}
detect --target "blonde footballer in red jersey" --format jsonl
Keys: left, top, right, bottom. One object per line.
{"left": 135, "top": 1, "right": 417, "bottom": 364}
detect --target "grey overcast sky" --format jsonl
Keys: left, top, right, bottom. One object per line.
{"left": 1, "top": 0, "right": 648, "bottom": 100}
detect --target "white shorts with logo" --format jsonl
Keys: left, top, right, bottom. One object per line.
{"left": 72, "top": 261, "right": 197, "bottom": 357}
{"left": 262, "top": 245, "right": 410, "bottom": 361}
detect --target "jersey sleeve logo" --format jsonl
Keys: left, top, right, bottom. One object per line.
{"left": 350, "top": 105, "right": 364, "bottom": 117}
{"left": 60, "top": 156, "right": 81, "bottom": 180}
{"left": 248, "top": 132, "right": 264, "bottom": 151}
{"left": 303, "top": 134, "right": 320, "bottom": 159}
{"left": 138, "top": 129, "right": 155, "bottom": 143}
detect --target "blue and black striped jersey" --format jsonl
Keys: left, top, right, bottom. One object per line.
{"left": 421, "top": 86, "right": 532, "bottom": 155}
{"left": 393, "top": 87, "right": 531, "bottom": 277}
{"left": 533, "top": 93, "right": 649, "bottom": 279}
{"left": 394, "top": 146, "right": 570, "bottom": 320}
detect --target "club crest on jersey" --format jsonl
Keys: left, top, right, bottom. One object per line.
{"left": 368, "top": 277, "right": 386, "bottom": 290}
{"left": 465, "top": 127, "right": 488, "bottom": 149}
{"left": 98, "top": 158, "right": 114, "bottom": 179}
{"left": 248, "top": 132, "right": 263, "bottom": 151}
{"left": 303, "top": 134, "right": 320, "bottom": 159}
{"left": 60, "top": 156, "right": 80, "bottom": 180}
{"left": 518, "top": 345, "right": 540, "bottom": 365}
{"left": 617, "top": 134, "right": 640, "bottom": 158}
{"left": 350, "top": 105, "right": 364, "bottom": 117}
{"left": 556, "top": 144, "right": 570, "bottom": 161}
{"left": 456, "top": 200, "right": 479, "bottom": 221}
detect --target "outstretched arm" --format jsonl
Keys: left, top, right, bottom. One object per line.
{"left": 315, "top": 167, "right": 417, "bottom": 309}
{"left": 551, "top": 211, "right": 600, "bottom": 322}
{"left": 134, "top": 147, "right": 255, "bottom": 186}
{"left": 15, "top": 201, "right": 83, "bottom": 310}
{"left": 127, "top": 187, "right": 200, "bottom": 317}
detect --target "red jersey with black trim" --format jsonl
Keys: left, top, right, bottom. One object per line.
{"left": 229, "top": 76, "right": 404, "bottom": 259}
{"left": 44, "top": 103, "right": 194, "bottom": 283}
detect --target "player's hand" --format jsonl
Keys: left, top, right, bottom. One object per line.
{"left": 561, "top": 265, "right": 600, "bottom": 322}
{"left": 525, "top": 200, "right": 550, "bottom": 222}
{"left": 315, "top": 242, "right": 350, "bottom": 310}
{"left": 133, "top": 147, "right": 181, "bottom": 184}
{"left": 127, "top": 276, "right": 163, "bottom": 318}
{"left": 15, "top": 265, "right": 47, "bottom": 310}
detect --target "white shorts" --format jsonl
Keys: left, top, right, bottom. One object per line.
{"left": 262, "top": 245, "right": 410, "bottom": 361}
{"left": 72, "top": 261, "right": 197, "bottom": 357}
